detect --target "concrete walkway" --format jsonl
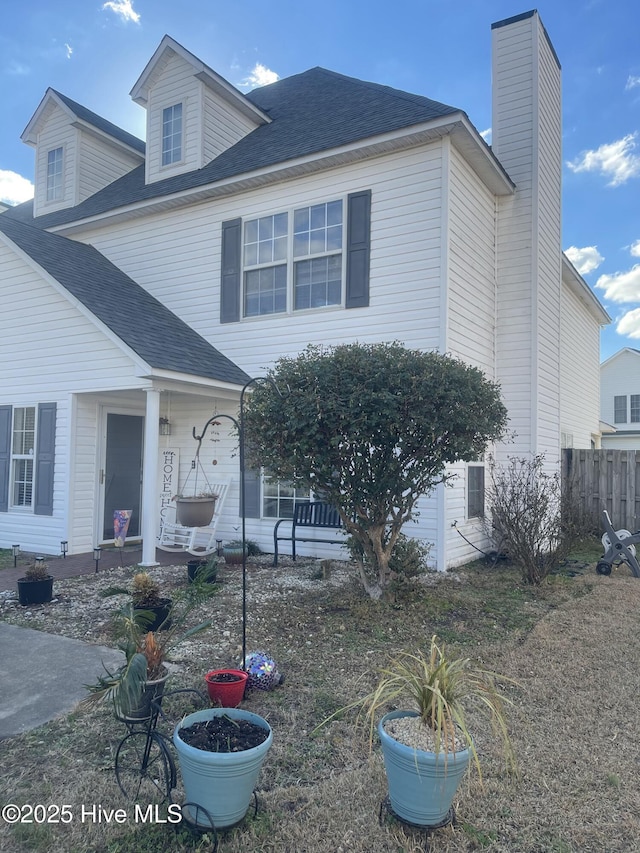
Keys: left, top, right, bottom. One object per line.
{"left": 0, "top": 547, "right": 186, "bottom": 739}
{"left": 0, "top": 623, "right": 123, "bottom": 739}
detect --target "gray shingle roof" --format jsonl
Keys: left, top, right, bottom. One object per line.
{"left": 52, "top": 89, "right": 146, "bottom": 154}
{"left": 6, "top": 67, "right": 459, "bottom": 228}
{"left": 0, "top": 215, "right": 249, "bottom": 386}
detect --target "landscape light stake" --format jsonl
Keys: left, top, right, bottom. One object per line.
{"left": 60, "top": 540, "right": 68, "bottom": 558}
{"left": 12, "top": 545, "right": 19, "bottom": 568}
{"left": 192, "top": 376, "right": 285, "bottom": 669}
{"left": 93, "top": 546, "right": 102, "bottom": 574}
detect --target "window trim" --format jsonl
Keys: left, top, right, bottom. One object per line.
{"left": 467, "top": 462, "right": 485, "bottom": 520}
{"left": 46, "top": 146, "right": 64, "bottom": 202}
{"left": 241, "top": 198, "right": 346, "bottom": 318}
{"left": 161, "top": 102, "right": 184, "bottom": 167}
{"left": 220, "top": 190, "right": 371, "bottom": 325}
{"left": 614, "top": 395, "right": 628, "bottom": 424}
{"left": 10, "top": 406, "right": 36, "bottom": 509}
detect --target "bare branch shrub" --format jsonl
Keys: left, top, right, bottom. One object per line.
{"left": 486, "top": 455, "right": 574, "bottom": 585}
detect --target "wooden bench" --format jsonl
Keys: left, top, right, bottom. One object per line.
{"left": 273, "top": 501, "right": 345, "bottom": 566}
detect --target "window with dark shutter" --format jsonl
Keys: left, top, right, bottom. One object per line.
{"left": 346, "top": 189, "right": 371, "bottom": 308}
{"left": 34, "top": 403, "right": 56, "bottom": 516}
{"left": 220, "top": 218, "right": 242, "bottom": 323}
{"left": 0, "top": 405, "right": 11, "bottom": 513}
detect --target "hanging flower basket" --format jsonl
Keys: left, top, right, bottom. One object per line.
{"left": 176, "top": 495, "right": 217, "bottom": 527}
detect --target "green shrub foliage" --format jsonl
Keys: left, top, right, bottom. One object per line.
{"left": 244, "top": 342, "right": 507, "bottom": 598}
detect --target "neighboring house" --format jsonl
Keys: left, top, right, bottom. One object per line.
{"left": 0, "top": 10, "right": 608, "bottom": 569}
{"left": 600, "top": 349, "right": 640, "bottom": 448}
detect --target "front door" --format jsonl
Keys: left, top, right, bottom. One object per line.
{"left": 102, "top": 413, "right": 144, "bottom": 541}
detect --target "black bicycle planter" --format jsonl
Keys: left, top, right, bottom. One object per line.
{"left": 113, "top": 688, "right": 269, "bottom": 848}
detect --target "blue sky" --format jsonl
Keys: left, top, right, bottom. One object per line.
{"left": 1, "top": 0, "right": 638, "bottom": 362}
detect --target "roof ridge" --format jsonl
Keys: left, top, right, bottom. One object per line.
{"left": 309, "top": 67, "right": 458, "bottom": 112}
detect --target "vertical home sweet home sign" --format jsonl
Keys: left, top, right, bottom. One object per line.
{"left": 158, "top": 448, "right": 180, "bottom": 525}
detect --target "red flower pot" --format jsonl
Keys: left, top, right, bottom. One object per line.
{"left": 205, "top": 669, "right": 248, "bottom": 707}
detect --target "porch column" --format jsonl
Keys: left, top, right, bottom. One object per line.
{"left": 140, "top": 389, "right": 160, "bottom": 566}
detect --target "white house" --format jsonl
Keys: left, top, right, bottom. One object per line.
{"left": 0, "top": 10, "right": 608, "bottom": 569}
{"left": 600, "top": 348, "right": 640, "bottom": 448}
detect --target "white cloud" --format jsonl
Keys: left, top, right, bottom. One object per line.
{"left": 566, "top": 133, "right": 640, "bottom": 186}
{"left": 630, "top": 239, "right": 640, "bottom": 258}
{"left": 241, "top": 63, "right": 279, "bottom": 90}
{"left": 65, "top": 43, "right": 73, "bottom": 59}
{"left": 0, "top": 170, "right": 34, "bottom": 206}
{"left": 102, "top": 0, "right": 140, "bottom": 24}
{"left": 596, "top": 264, "right": 640, "bottom": 302}
{"left": 564, "top": 245, "right": 604, "bottom": 275}
{"left": 626, "top": 75, "right": 640, "bottom": 90}
{"left": 617, "top": 308, "right": 640, "bottom": 338}
{"left": 480, "top": 127, "right": 492, "bottom": 143}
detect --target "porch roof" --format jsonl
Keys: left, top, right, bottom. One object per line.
{"left": 0, "top": 215, "right": 249, "bottom": 386}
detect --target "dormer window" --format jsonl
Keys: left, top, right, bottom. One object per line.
{"left": 46, "top": 147, "right": 63, "bottom": 201}
{"left": 162, "top": 103, "right": 183, "bottom": 165}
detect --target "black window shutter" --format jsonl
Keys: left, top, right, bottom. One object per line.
{"left": 0, "top": 405, "right": 11, "bottom": 513}
{"left": 220, "top": 218, "right": 242, "bottom": 323}
{"left": 34, "top": 402, "right": 56, "bottom": 516}
{"left": 241, "top": 468, "right": 261, "bottom": 519}
{"left": 345, "top": 189, "right": 371, "bottom": 308}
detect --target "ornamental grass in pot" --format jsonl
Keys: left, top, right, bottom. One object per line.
{"left": 17, "top": 557, "right": 54, "bottom": 606}
{"left": 83, "top": 577, "right": 217, "bottom": 719}
{"left": 320, "top": 635, "right": 518, "bottom": 826}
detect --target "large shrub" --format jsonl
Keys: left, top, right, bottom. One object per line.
{"left": 243, "top": 342, "right": 507, "bottom": 599}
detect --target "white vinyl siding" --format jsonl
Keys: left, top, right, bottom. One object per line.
{"left": 77, "top": 131, "right": 143, "bottom": 204}
{"left": 601, "top": 351, "right": 640, "bottom": 450}
{"left": 559, "top": 277, "right": 604, "bottom": 448}
{"left": 78, "top": 143, "right": 446, "bottom": 375}
{"left": 447, "top": 142, "right": 496, "bottom": 374}
{"left": 202, "top": 88, "right": 258, "bottom": 165}
{"left": 493, "top": 13, "right": 562, "bottom": 460}
{"left": 33, "top": 103, "right": 76, "bottom": 217}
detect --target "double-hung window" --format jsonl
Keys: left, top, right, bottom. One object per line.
{"left": 221, "top": 190, "right": 370, "bottom": 324}
{"left": 631, "top": 395, "right": 640, "bottom": 423}
{"left": 262, "top": 479, "right": 311, "bottom": 519}
{"left": 162, "top": 103, "right": 183, "bottom": 166}
{"left": 614, "top": 395, "right": 627, "bottom": 424}
{"left": 11, "top": 407, "right": 36, "bottom": 508}
{"left": 46, "top": 147, "right": 63, "bottom": 202}
{"left": 242, "top": 199, "right": 344, "bottom": 317}
{"left": 467, "top": 462, "right": 485, "bottom": 519}
{"left": 293, "top": 200, "right": 343, "bottom": 310}
{"left": 244, "top": 213, "right": 288, "bottom": 316}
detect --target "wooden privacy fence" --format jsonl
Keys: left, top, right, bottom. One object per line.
{"left": 562, "top": 448, "right": 640, "bottom": 533}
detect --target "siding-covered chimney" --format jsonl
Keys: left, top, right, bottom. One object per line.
{"left": 492, "top": 10, "right": 562, "bottom": 460}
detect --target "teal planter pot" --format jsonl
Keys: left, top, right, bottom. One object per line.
{"left": 174, "top": 707, "right": 272, "bottom": 829}
{"left": 378, "top": 710, "right": 470, "bottom": 826}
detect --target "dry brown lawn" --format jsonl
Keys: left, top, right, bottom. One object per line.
{"left": 1, "top": 546, "right": 639, "bottom": 853}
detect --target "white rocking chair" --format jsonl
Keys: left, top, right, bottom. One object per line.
{"left": 158, "top": 476, "right": 232, "bottom": 556}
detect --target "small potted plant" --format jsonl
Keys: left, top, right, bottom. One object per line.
{"left": 83, "top": 582, "right": 216, "bottom": 719}
{"left": 17, "top": 557, "right": 54, "bottom": 606}
{"left": 319, "top": 635, "right": 518, "bottom": 826}
{"left": 187, "top": 555, "right": 218, "bottom": 584}
{"left": 174, "top": 707, "right": 273, "bottom": 828}
{"left": 204, "top": 667, "right": 248, "bottom": 707}
{"left": 223, "top": 539, "right": 261, "bottom": 565}
{"left": 131, "top": 572, "right": 172, "bottom": 631}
